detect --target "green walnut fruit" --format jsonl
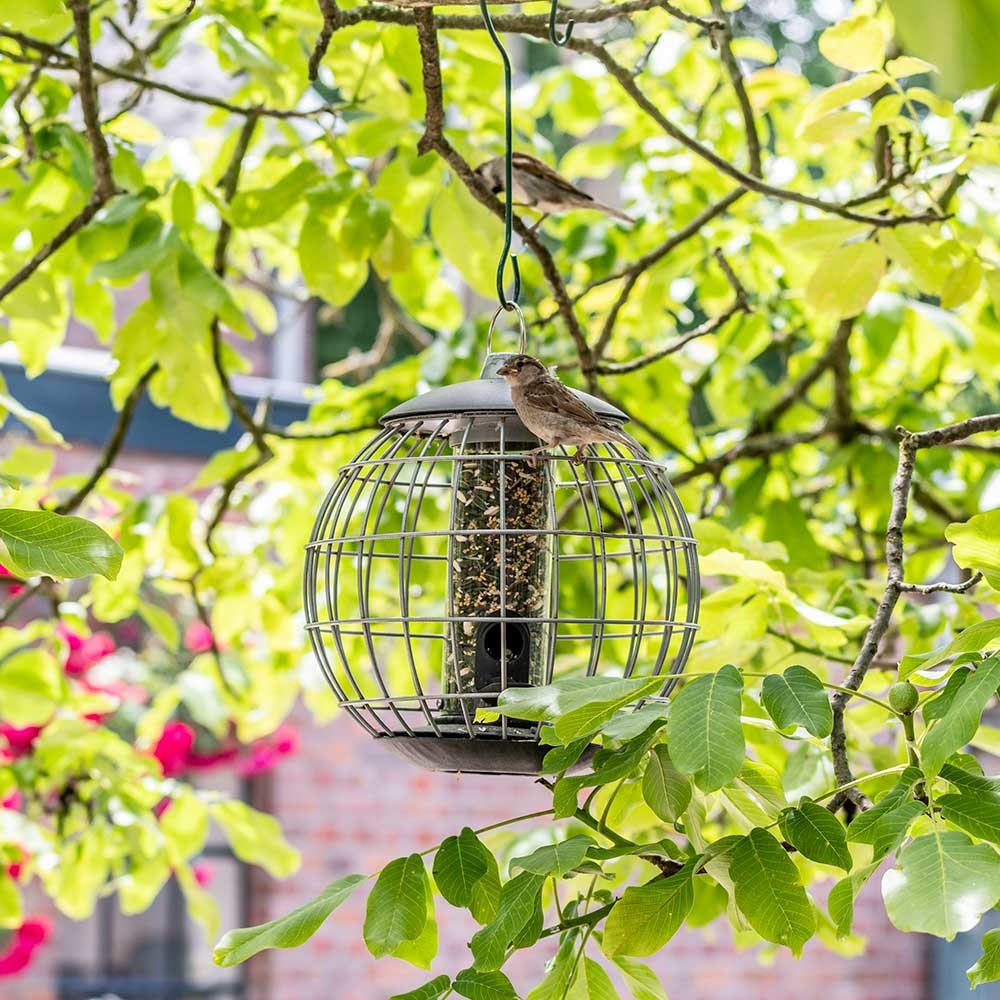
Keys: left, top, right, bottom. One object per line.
{"left": 889, "top": 681, "right": 919, "bottom": 714}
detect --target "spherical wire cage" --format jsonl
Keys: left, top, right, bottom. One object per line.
{"left": 304, "top": 320, "right": 700, "bottom": 775}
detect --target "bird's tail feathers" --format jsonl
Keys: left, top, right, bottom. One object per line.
{"left": 593, "top": 201, "right": 636, "bottom": 226}
{"left": 597, "top": 423, "right": 650, "bottom": 458}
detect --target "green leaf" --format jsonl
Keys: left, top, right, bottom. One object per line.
{"left": 798, "top": 73, "right": 884, "bottom": 131}
{"left": 730, "top": 829, "right": 815, "bottom": 955}
{"left": 900, "top": 621, "right": 1000, "bottom": 679}
{"left": 0, "top": 509, "right": 122, "bottom": 580}
{"left": 231, "top": 162, "right": 320, "bottom": 228}
{"left": 882, "top": 830, "right": 1000, "bottom": 939}
{"left": 602, "top": 864, "right": 694, "bottom": 957}
{"left": 940, "top": 257, "right": 983, "bottom": 309}
{"left": 938, "top": 792, "right": 1000, "bottom": 843}
{"left": 721, "top": 760, "right": 788, "bottom": 828}
{"left": 391, "top": 872, "right": 438, "bottom": 969}
{"left": 567, "top": 958, "right": 620, "bottom": 1000}
{"left": 920, "top": 656, "right": 1000, "bottom": 777}
{"left": 488, "top": 676, "right": 665, "bottom": 744}
{"left": 0, "top": 869, "right": 23, "bottom": 930}
{"left": 828, "top": 862, "right": 878, "bottom": 938}
{"left": 160, "top": 788, "right": 209, "bottom": 861}
{"left": 526, "top": 931, "right": 579, "bottom": 1000}
{"left": 642, "top": 746, "right": 691, "bottom": 823}
{"left": 887, "top": 0, "right": 1000, "bottom": 95}
{"left": 611, "top": 957, "right": 669, "bottom": 1000}
{"left": 213, "top": 874, "right": 365, "bottom": 967}
{"left": 0, "top": 649, "right": 63, "bottom": 726}
{"left": 433, "top": 828, "right": 491, "bottom": 909}
{"left": 818, "top": 15, "right": 886, "bottom": 71}
{"left": 846, "top": 768, "right": 924, "bottom": 857}
{"left": 470, "top": 871, "right": 545, "bottom": 971}
{"left": 761, "top": 665, "right": 833, "bottom": 737}
{"left": 510, "top": 836, "right": 593, "bottom": 877}
{"left": 923, "top": 668, "right": 972, "bottom": 722}
{"left": 299, "top": 204, "right": 368, "bottom": 307}
{"left": 176, "top": 861, "right": 220, "bottom": 941}
{"left": 0, "top": 374, "right": 65, "bottom": 445}
{"left": 209, "top": 801, "right": 300, "bottom": 879}
{"left": 805, "top": 243, "right": 886, "bottom": 319}
{"left": 453, "top": 968, "right": 518, "bottom": 1000}
{"left": 553, "top": 676, "right": 666, "bottom": 743}
{"left": 389, "top": 976, "right": 453, "bottom": 1000}
{"left": 946, "top": 511, "right": 1000, "bottom": 590}
{"left": 138, "top": 599, "right": 180, "bottom": 650}
{"left": 779, "top": 801, "right": 851, "bottom": 870}
{"left": 968, "top": 929, "right": 1000, "bottom": 989}
{"left": 364, "top": 855, "right": 430, "bottom": 959}
{"left": 666, "top": 664, "right": 745, "bottom": 792}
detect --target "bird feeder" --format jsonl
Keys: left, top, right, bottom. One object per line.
{"left": 303, "top": 315, "right": 700, "bottom": 774}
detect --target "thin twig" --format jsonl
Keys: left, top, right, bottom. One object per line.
{"left": 54, "top": 366, "right": 157, "bottom": 515}
{"left": 710, "top": 0, "right": 761, "bottom": 177}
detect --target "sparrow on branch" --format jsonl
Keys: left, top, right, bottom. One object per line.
{"left": 496, "top": 354, "right": 635, "bottom": 464}
{"left": 475, "top": 152, "right": 635, "bottom": 227}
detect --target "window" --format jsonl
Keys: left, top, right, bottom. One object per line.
{"left": 55, "top": 777, "right": 253, "bottom": 1000}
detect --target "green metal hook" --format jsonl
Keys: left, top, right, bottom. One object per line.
{"left": 478, "top": 0, "right": 520, "bottom": 310}
{"left": 548, "top": 0, "right": 575, "bottom": 46}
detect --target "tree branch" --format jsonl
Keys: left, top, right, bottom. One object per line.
{"left": 590, "top": 249, "right": 751, "bottom": 374}
{"left": 749, "top": 320, "right": 853, "bottom": 436}
{"left": 53, "top": 366, "right": 157, "bottom": 515}
{"left": 572, "top": 38, "right": 943, "bottom": 229}
{"left": 309, "top": 0, "right": 342, "bottom": 81}
{"left": 709, "top": 0, "right": 761, "bottom": 178}
{"left": 828, "top": 415, "right": 1000, "bottom": 808}
{"left": 0, "top": 28, "right": 344, "bottom": 121}
{"left": 0, "top": 5, "right": 118, "bottom": 303}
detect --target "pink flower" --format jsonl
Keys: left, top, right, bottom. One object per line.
{"left": 192, "top": 862, "right": 214, "bottom": 887}
{"left": 0, "top": 565, "right": 25, "bottom": 598}
{"left": 274, "top": 724, "right": 299, "bottom": 756}
{"left": 61, "top": 628, "right": 116, "bottom": 676}
{"left": 0, "top": 917, "right": 51, "bottom": 977}
{"left": 237, "top": 743, "right": 278, "bottom": 777}
{"left": 187, "top": 745, "right": 239, "bottom": 770}
{"left": 151, "top": 721, "right": 195, "bottom": 777}
{"left": 1, "top": 789, "right": 22, "bottom": 811}
{"left": 80, "top": 677, "right": 148, "bottom": 723}
{"left": 236, "top": 724, "right": 299, "bottom": 777}
{"left": 0, "top": 725, "right": 41, "bottom": 759}
{"left": 184, "top": 621, "right": 215, "bottom": 654}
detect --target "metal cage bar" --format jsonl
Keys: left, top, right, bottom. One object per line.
{"left": 303, "top": 414, "right": 700, "bottom": 752}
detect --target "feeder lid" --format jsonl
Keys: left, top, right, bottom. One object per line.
{"left": 381, "top": 355, "right": 628, "bottom": 427}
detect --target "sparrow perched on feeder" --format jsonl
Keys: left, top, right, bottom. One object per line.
{"left": 475, "top": 152, "right": 635, "bottom": 227}
{"left": 496, "top": 354, "right": 635, "bottom": 464}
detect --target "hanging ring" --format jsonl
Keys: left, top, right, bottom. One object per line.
{"left": 549, "top": 0, "right": 575, "bottom": 46}
{"left": 487, "top": 301, "right": 528, "bottom": 356}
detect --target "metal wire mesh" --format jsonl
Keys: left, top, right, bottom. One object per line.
{"left": 304, "top": 407, "right": 700, "bottom": 756}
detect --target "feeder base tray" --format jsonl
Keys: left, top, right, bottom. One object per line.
{"left": 379, "top": 733, "right": 595, "bottom": 775}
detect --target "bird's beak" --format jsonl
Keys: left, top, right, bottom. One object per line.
{"left": 496, "top": 362, "right": 514, "bottom": 377}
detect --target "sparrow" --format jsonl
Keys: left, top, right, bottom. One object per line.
{"left": 496, "top": 354, "right": 635, "bottom": 464}
{"left": 475, "top": 152, "right": 635, "bottom": 227}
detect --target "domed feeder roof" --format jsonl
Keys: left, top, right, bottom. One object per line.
{"left": 381, "top": 365, "right": 628, "bottom": 427}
